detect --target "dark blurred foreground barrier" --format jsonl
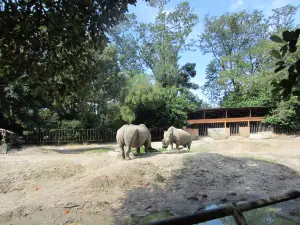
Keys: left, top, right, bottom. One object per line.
{"left": 146, "top": 190, "right": 300, "bottom": 225}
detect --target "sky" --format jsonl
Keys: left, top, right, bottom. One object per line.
{"left": 128, "top": 0, "right": 300, "bottom": 101}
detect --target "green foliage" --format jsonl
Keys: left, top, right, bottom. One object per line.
{"left": 270, "top": 29, "right": 300, "bottom": 100}
{"left": 200, "top": 5, "right": 299, "bottom": 106}
{"left": 200, "top": 4, "right": 300, "bottom": 128}
{"left": 110, "top": 1, "right": 199, "bottom": 88}
{"left": 264, "top": 96, "right": 300, "bottom": 128}
{"left": 0, "top": 0, "right": 141, "bottom": 132}
{"left": 119, "top": 73, "right": 200, "bottom": 128}
{"left": 60, "top": 120, "right": 84, "bottom": 130}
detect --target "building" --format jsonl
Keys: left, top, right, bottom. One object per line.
{"left": 186, "top": 107, "right": 272, "bottom": 139}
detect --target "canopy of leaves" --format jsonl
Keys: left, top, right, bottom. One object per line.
{"left": 0, "top": 0, "right": 141, "bottom": 131}
{"left": 269, "top": 29, "right": 300, "bottom": 100}
{"left": 110, "top": 1, "right": 199, "bottom": 88}
{"left": 199, "top": 5, "right": 300, "bottom": 127}
{"left": 119, "top": 74, "right": 200, "bottom": 128}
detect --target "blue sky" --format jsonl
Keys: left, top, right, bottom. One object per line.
{"left": 128, "top": 0, "right": 300, "bottom": 101}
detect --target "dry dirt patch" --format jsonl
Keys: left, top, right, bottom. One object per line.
{"left": 0, "top": 137, "right": 300, "bottom": 225}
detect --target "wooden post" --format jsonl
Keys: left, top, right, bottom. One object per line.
{"left": 247, "top": 121, "right": 250, "bottom": 127}
{"left": 226, "top": 109, "right": 228, "bottom": 118}
{"left": 203, "top": 111, "right": 206, "bottom": 119}
{"left": 249, "top": 108, "right": 252, "bottom": 117}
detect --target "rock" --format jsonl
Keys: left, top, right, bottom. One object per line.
{"left": 220, "top": 198, "right": 228, "bottom": 203}
{"left": 155, "top": 173, "right": 166, "bottom": 183}
{"left": 187, "top": 195, "right": 199, "bottom": 201}
{"left": 202, "top": 194, "right": 208, "bottom": 199}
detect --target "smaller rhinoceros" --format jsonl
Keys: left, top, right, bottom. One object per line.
{"left": 162, "top": 126, "right": 192, "bottom": 151}
{"left": 116, "top": 124, "right": 152, "bottom": 160}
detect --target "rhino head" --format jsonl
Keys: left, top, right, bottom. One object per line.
{"left": 162, "top": 131, "right": 170, "bottom": 148}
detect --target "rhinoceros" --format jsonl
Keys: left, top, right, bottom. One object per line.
{"left": 116, "top": 124, "right": 152, "bottom": 160}
{"left": 162, "top": 126, "right": 192, "bottom": 151}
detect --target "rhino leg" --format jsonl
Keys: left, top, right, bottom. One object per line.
{"left": 125, "top": 145, "right": 133, "bottom": 160}
{"left": 144, "top": 142, "right": 150, "bottom": 153}
{"left": 136, "top": 147, "right": 141, "bottom": 154}
{"left": 175, "top": 141, "right": 180, "bottom": 150}
{"left": 121, "top": 146, "right": 125, "bottom": 159}
{"left": 187, "top": 140, "right": 192, "bottom": 151}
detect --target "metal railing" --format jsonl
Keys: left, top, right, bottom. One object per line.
{"left": 23, "top": 127, "right": 164, "bottom": 144}
{"left": 146, "top": 190, "right": 300, "bottom": 225}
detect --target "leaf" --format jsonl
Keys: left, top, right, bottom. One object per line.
{"left": 275, "top": 61, "right": 285, "bottom": 66}
{"left": 288, "top": 65, "right": 295, "bottom": 73}
{"left": 270, "top": 81, "right": 278, "bottom": 87}
{"left": 288, "top": 71, "right": 297, "bottom": 81}
{"left": 282, "top": 30, "right": 296, "bottom": 42}
{"left": 270, "top": 49, "right": 282, "bottom": 59}
{"left": 270, "top": 35, "right": 283, "bottom": 43}
{"left": 296, "top": 59, "right": 300, "bottom": 74}
{"left": 279, "top": 79, "right": 291, "bottom": 88}
{"left": 274, "top": 65, "right": 286, "bottom": 73}
{"left": 280, "top": 45, "right": 288, "bottom": 57}
{"left": 292, "top": 90, "right": 300, "bottom": 96}
{"left": 289, "top": 46, "right": 297, "bottom": 53}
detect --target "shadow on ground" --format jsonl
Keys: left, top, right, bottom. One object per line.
{"left": 46, "top": 146, "right": 115, "bottom": 154}
{"left": 112, "top": 152, "right": 300, "bottom": 225}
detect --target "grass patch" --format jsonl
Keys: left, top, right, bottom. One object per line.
{"left": 83, "top": 148, "right": 111, "bottom": 153}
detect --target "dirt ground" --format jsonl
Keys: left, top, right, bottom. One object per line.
{"left": 0, "top": 136, "right": 300, "bottom": 225}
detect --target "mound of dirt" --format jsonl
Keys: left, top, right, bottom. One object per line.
{"left": 1, "top": 139, "right": 300, "bottom": 225}
{"left": 88, "top": 161, "right": 164, "bottom": 192}
{"left": 0, "top": 160, "right": 85, "bottom": 194}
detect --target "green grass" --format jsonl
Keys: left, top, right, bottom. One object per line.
{"left": 83, "top": 148, "right": 111, "bottom": 153}
{"left": 130, "top": 146, "right": 167, "bottom": 153}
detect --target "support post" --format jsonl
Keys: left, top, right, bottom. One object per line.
{"left": 249, "top": 108, "right": 252, "bottom": 117}
{"left": 203, "top": 111, "right": 206, "bottom": 119}
{"left": 226, "top": 109, "right": 228, "bottom": 118}
{"left": 247, "top": 121, "right": 250, "bottom": 127}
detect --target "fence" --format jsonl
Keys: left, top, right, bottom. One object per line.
{"left": 273, "top": 126, "right": 300, "bottom": 134}
{"left": 250, "top": 121, "right": 273, "bottom": 133}
{"left": 23, "top": 127, "right": 164, "bottom": 145}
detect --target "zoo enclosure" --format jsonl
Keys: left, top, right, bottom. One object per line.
{"left": 22, "top": 127, "right": 164, "bottom": 145}
{"left": 187, "top": 107, "right": 300, "bottom": 136}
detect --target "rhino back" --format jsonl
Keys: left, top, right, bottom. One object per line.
{"left": 173, "top": 128, "right": 191, "bottom": 144}
{"left": 137, "top": 124, "right": 151, "bottom": 143}
{"left": 116, "top": 125, "right": 126, "bottom": 145}
{"left": 123, "top": 125, "right": 139, "bottom": 146}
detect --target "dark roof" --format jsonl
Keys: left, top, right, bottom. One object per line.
{"left": 190, "top": 106, "right": 271, "bottom": 113}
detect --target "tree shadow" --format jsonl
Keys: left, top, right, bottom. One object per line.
{"left": 111, "top": 152, "right": 300, "bottom": 225}
{"left": 46, "top": 146, "right": 115, "bottom": 154}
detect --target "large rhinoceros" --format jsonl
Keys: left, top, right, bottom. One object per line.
{"left": 116, "top": 124, "right": 152, "bottom": 160}
{"left": 162, "top": 126, "right": 192, "bottom": 151}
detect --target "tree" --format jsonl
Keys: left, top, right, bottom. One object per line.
{"left": 199, "top": 5, "right": 299, "bottom": 106}
{"left": 0, "top": 0, "right": 144, "bottom": 131}
{"left": 199, "top": 10, "right": 269, "bottom": 105}
{"left": 110, "top": 1, "right": 199, "bottom": 88}
{"left": 269, "top": 29, "right": 300, "bottom": 100}
{"left": 119, "top": 74, "right": 200, "bottom": 128}
{"left": 177, "top": 63, "right": 199, "bottom": 90}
